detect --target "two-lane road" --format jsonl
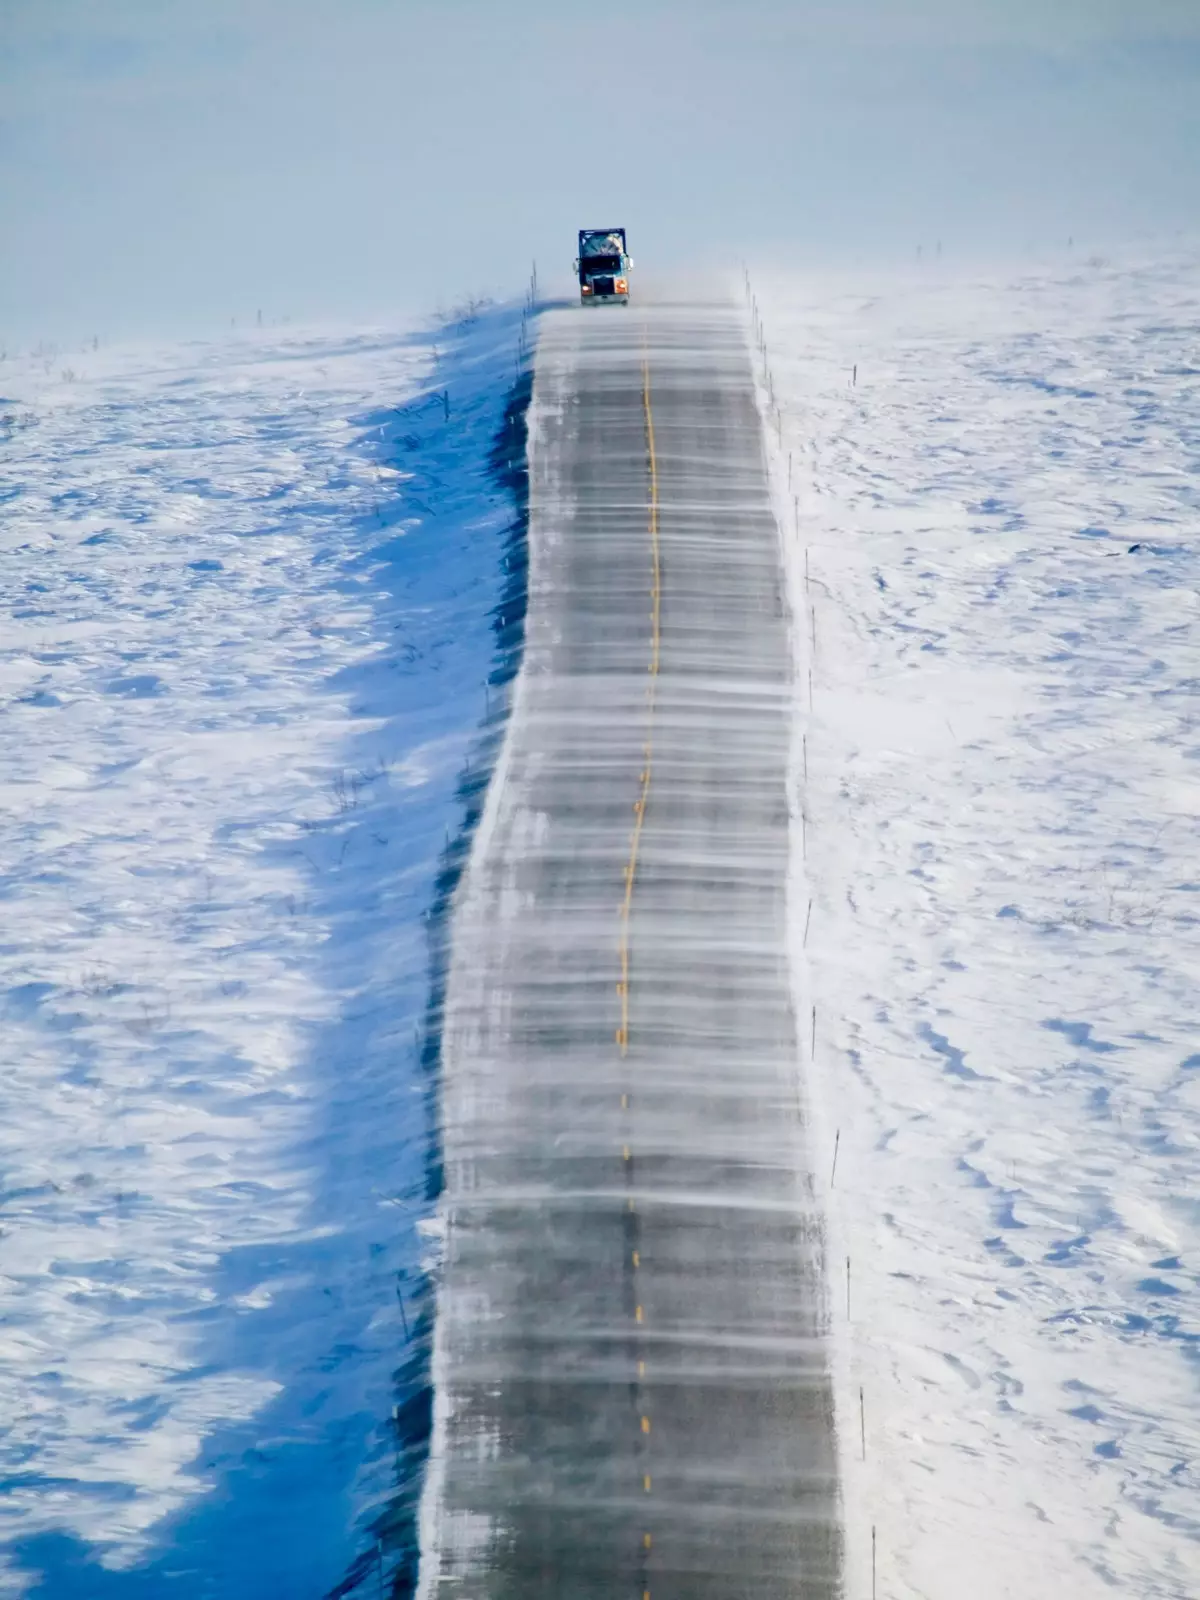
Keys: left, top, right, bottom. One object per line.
{"left": 418, "top": 296, "right": 841, "bottom": 1600}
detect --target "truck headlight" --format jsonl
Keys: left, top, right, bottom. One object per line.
{"left": 616, "top": 279, "right": 627, "bottom": 292}
{"left": 581, "top": 284, "right": 593, "bottom": 295}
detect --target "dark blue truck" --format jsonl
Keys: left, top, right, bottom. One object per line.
{"left": 574, "top": 229, "right": 632, "bottom": 305}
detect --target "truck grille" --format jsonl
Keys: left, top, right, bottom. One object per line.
{"left": 592, "top": 277, "right": 615, "bottom": 297}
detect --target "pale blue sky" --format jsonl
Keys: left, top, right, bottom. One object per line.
{"left": 2, "top": 0, "right": 1198, "bottom": 339}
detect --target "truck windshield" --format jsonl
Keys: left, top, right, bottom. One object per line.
{"left": 582, "top": 255, "right": 621, "bottom": 274}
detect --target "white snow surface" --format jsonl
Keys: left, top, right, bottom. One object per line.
{"left": 0, "top": 310, "right": 522, "bottom": 1594}
{"left": 756, "top": 252, "right": 1200, "bottom": 1599}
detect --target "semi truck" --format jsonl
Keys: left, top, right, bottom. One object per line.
{"left": 575, "top": 229, "right": 632, "bottom": 305}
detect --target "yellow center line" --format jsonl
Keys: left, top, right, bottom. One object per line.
{"left": 616, "top": 354, "right": 661, "bottom": 1056}
{"left": 620, "top": 347, "right": 660, "bottom": 1570}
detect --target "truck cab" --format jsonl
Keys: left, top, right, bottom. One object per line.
{"left": 575, "top": 229, "right": 632, "bottom": 304}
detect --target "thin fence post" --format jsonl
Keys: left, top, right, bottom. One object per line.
{"left": 860, "top": 1385, "right": 866, "bottom": 1460}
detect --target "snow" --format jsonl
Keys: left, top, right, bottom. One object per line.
{"left": 5, "top": 248, "right": 1198, "bottom": 1596}
{"left": 754, "top": 250, "right": 1200, "bottom": 1599}
{"left": 0, "top": 306, "right": 525, "bottom": 1594}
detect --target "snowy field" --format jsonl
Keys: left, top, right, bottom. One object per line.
{"left": 756, "top": 250, "right": 1200, "bottom": 1600}
{"left": 4, "top": 253, "right": 1197, "bottom": 1599}
{"left": 0, "top": 305, "right": 525, "bottom": 1595}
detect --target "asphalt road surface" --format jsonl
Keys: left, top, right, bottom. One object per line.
{"left": 418, "top": 294, "right": 841, "bottom": 1600}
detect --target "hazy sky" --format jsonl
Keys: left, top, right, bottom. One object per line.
{"left": 2, "top": 0, "right": 1198, "bottom": 339}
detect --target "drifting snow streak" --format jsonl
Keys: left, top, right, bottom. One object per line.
{"left": 420, "top": 300, "right": 840, "bottom": 1599}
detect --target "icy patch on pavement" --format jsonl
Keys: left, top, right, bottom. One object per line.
{"left": 756, "top": 251, "right": 1200, "bottom": 1600}
{"left": 0, "top": 309, "right": 523, "bottom": 1594}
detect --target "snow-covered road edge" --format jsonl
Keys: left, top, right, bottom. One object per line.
{"left": 412, "top": 347, "right": 541, "bottom": 1600}
{"left": 743, "top": 283, "right": 861, "bottom": 1600}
